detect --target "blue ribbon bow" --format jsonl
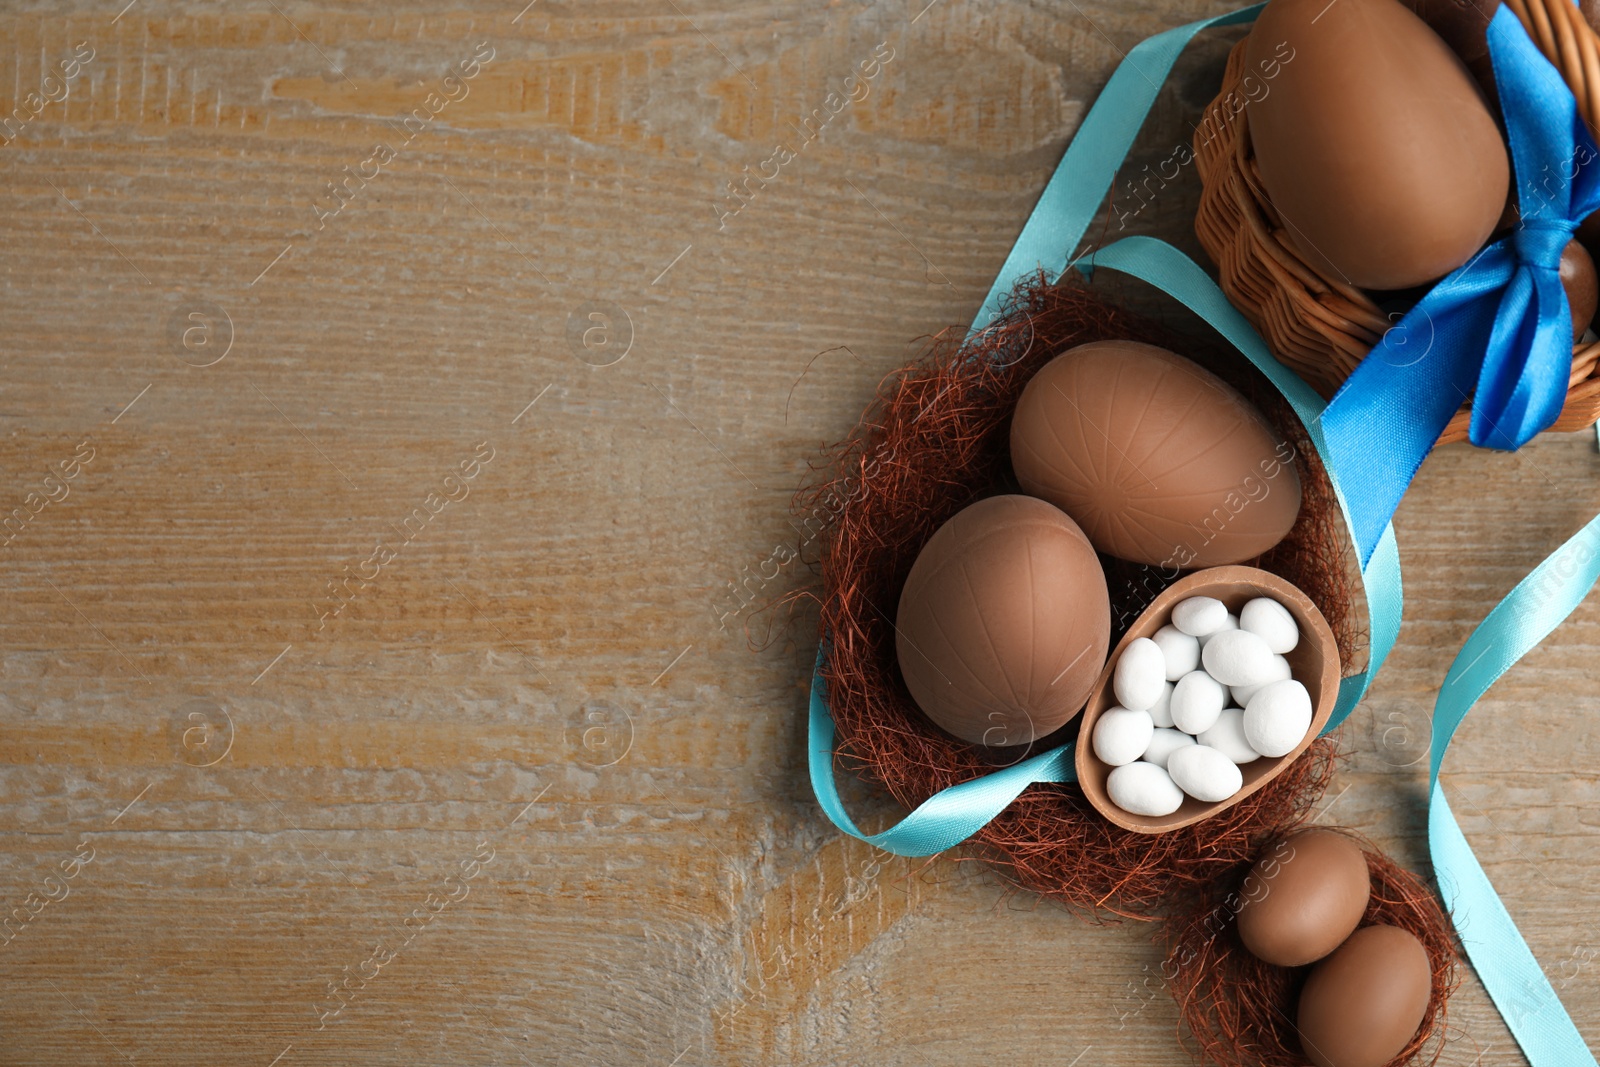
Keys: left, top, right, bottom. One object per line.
{"left": 1323, "top": 5, "right": 1600, "bottom": 565}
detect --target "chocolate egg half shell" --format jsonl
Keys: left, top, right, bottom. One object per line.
{"left": 895, "top": 495, "right": 1110, "bottom": 746}
{"left": 1248, "top": 0, "right": 1510, "bottom": 290}
{"left": 1237, "top": 828, "right": 1371, "bottom": 966}
{"left": 1010, "top": 341, "right": 1301, "bottom": 568}
{"left": 1297, "top": 924, "right": 1432, "bottom": 1067}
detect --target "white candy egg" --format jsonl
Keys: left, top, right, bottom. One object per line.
{"left": 1152, "top": 624, "right": 1200, "bottom": 681}
{"left": 1170, "top": 670, "right": 1227, "bottom": 735}
{"left": 1166, "top": 744, "right": 1244, "bottom": 802}
{"left": 1243, "top": 679, "right": 1313, "bottom": 757}
{"left": 1106, "top": 761, "right": 1185, "bottom": 817}
{"left": 1198, "top": 707, "right": 1261, "bottom": 764}
{"left": 1093, "top": 706, "right": 1156, "bottom": 766}
{"left": 1147, "top": 681, "right": 1176, "bottom": 729}
{"left": 1113, "top": 637, "right": 1167, "bottom": 711}
{"left": 1171, "top": 595, "right": 1229, "bottom": 637}
{"left": 1142, "top": 727, "right": 1197, "bottom": 770}
{"left": 1201, "top": 629, "right": 1279, "bottom": 687}
{"left": 1230, "top": 655, "right": 1292, "bottom": 706}
{"left": 1240, "top": 597, "right": 1300, "bottom": 654}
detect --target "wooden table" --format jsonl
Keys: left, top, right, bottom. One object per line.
{"left": 0, "top": 2, "right": 1592, "bottom": 1063}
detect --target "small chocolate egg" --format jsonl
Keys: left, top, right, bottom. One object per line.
{"left": 1010, "top": 341, "right": 1301, "bottom": 568}
{"left": 1237, "top": 828, "right": 1371, "bottom": 966}
{"left": 1297, "top": 925, "right": 1432, "bottom": 1067}
{"left": 1561, "top": 239, "right": 1598, "bottom": 339}
{"left": 895, "top": 495, "right": 1110, "bottom": 746}
{"left": 1577, "top": 210, "right": 1600, "bottom": 271}
{"left": 1248, "top": 0, "right": 1510, "bottom": 290}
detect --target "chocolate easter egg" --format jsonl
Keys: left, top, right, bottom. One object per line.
{"left": 1297, "top": 925, "right": 1432, "bottom": 1067}
{"left": 1577, "top": 210, "right": 1600, "bottom": 278}
{"left": 1247, "top": 0, "right": 1510, "bottom": 290}
{"left": 1010, "top": 341, "right": 1301, "bottom": 568}
{"left": 1404, "top": 0, "right": 1495, "bottom": 64}
{"left": 895, "top": 495, "right": 1110, "bottom": 746}
{"left": 1237, "top": 828, "right": 1372, "bottom": 966}
{"left": 1404, "top": 0, "right": 1500, "bottom": 97}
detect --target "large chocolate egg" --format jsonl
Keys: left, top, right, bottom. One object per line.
{"left": 895, "top": 495, "right": 1110, "bottom": 746}
{"left": 1247, "top": 0, "right": 1510, "bottom": 290}
{"left": 1010, "top": 341, "right": 1301, "bottom": 568}
{"left": 1403, "top": 0, "right": 1495, "bottom": 64}
{"left": 1297, "top": 924, "right": 1432, "bottom": 1067}
{"left": 1237, "top": 828, "right": 1371, "bottom": 966}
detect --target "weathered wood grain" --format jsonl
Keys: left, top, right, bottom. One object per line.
{"left": 0, "top": 1, "right": 1592, "bottom": 1064}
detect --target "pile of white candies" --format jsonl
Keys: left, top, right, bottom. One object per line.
{"left": 1093, "top": 594, "right": 1311, "bottom": 818}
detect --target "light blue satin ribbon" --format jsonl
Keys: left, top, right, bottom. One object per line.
{"left": 807, "top": 5, "right": 1596, "bottom": 1062}
{"left": 969, "top": 3, "right": 1264, "bottom": 334}
{"left": 1428, "top": 513, "right": 1600, "bottom": 1066}
{"left": 807, "top": 642, "right": 1074, "bottom": 856}
{"left": 1321, "top": 5, "right": 1600, "bottom": 566}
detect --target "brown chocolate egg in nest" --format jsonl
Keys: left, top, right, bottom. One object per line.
{"left": 795, "top": 273, "right": 1363, "bottom": 919}
{"left": 1161, "top": 832, "right": 1459, "bottom": 1067}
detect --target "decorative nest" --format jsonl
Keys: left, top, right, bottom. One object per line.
{"left": 1162, "top": 832, "right": 1460, "bottom": 1067}
{"left": 1192, "top": 0, "right": 1600, "bottom": 446}
{"left": 800, "top": 274, "right": 1361, "bottom": 920}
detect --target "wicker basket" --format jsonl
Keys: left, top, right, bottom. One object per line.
{"left": 1194, "top": 0, "right": 1600, "bottom": 446}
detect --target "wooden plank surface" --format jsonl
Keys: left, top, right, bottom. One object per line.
{"left": 0, "top": 1, "right": 1593, "bottom": 1063}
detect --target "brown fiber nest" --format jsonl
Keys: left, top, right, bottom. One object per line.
{"left": 799, "top": 272, "right": 1358, "bottom": 921}
{"left": 1161, "top": 831, "right": 1460, "bottom": 1067}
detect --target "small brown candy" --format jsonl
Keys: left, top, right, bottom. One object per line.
{"left": 1561, "top": 238, "right": 1598, "bottom": 339}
